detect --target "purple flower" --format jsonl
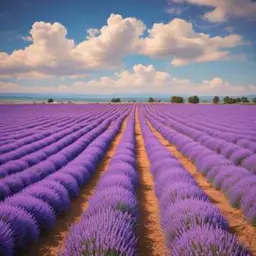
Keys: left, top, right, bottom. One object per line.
{"left": 59, "top": 209, "right": 137, "bottom": 256}
{"left": 229, "top": 149, "right": 253, "bottom": 166}
{"left": 171, "top": 225, "right": 251, "bottom": 255}
{"left": 159, "top": 183, "right": 209, "bottom": 211}
{"left": 0, "top": 220, "right": 14, "bottom": 256}
{"left": 0, "top": 203, "right": 39, "bottom": 250}
{"left": 5, "top": 195, "right": 56, "bottom": 232}
{"left": 212, "top": 166, "right": 251, "bottom": 189}
{"left": 241, "top": 187, "right": 256, "bottom": 224}
{"left": 227, "top": 176, "right": 256, "bottom": 208}
{"left": 46, "top": 173, "right": 80, "bottom": 197}
{"left": 162, "top": 199, "right": 229, "bottom": 245}
{"left": 22, "top": 185, "right": 65, "bottom": 214}
{"left": 195, "top": 154, "right": 232, "bottom": 175}
{"left": 241, "top": 154, "right": 256, "bottom": 174}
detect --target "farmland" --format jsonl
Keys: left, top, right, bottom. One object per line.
{"left": 0, "top": 103, "right": 255, "bottom": 256}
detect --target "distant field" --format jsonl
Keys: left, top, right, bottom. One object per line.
{"left": 0, "top": 103, "right": 255, "bottom": 256}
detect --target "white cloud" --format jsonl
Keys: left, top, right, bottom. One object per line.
{"left": 166, "top": 7, "right": 185, "bottom": 15}
{"left": 139, "top": 18, "right": 244, "bottom": 66}
{"left": 0, "top": 14, "right": 145, "bottom": 79}
{"left": 0, "top": 14, "right": 247, "bottom": 78}
{"left": 19, "top": 35, "right": 33, "bottom": 42}
{"left": 171, "top": 0, "right": 256, "bottom": 22}
{"left": 1, "top": 64, "right": 255, "bottom": 96}
{"left": 74, "top": 14, "right": 145, "bottom": 68}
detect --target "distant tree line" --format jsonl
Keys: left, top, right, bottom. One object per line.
{"left": 223, "top": 96, "right": 250, "bottom": 104}
{"left": 188, "top": 95, "right": 200, "bottom": 104}
{"left": 148, "top": 97, "right": 161, "bottom": 103}
{"left": 111, "top": 98, "right": 121, "bottom": 103}
{"left": 213, "top": 96, "right": 220, "bottom": 104}
{"left": 171, "top": 96, "right": 184, "bottom": 103}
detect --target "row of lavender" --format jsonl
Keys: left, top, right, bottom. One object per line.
{"left": 0, "top": 106, "right": 129, "bottom": 255}
{"left": 0, "top": 106, "right": 128, "bottom": 199}
{"left": 59, "top": 108, "right": 139, "bottom": 255}
{"left": 144, "top": 105, "right": 256, "bottom": 224}
{"left": 146, "top": 104, "right": 256, "bottom": 173}
{"left": 151, "top": 104, "right": 256, "bottom": 140}
{"left": 0, "top": 104, "right": 110, "bottom": 132}
{"left": 0, "top": 105, "right": 118, "bottom": 151}
{"left": 0, "top": 106, "right": 123, "bottom": 177}
{"left": 139, "top": 107, "right": 251, "bottom": 255}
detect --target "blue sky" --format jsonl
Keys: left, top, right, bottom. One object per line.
{"left": 0, "top": 0, "right": 256, "bottom": 96}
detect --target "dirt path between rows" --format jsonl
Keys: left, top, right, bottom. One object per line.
{"left": 147, "top": 120, "right": 256, "bottom": 254}
{"left": 135, "top": 108, "right": 168, "bottom": 256}
{"left": 24, "top": 116, "right": 128, "bottom": 256}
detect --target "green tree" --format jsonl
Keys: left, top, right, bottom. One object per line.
{"left": 188, "top": 95, "right": 199, "bottom": 104}
{"left": 224, "top": 96, "right": 229, "bottom": 104}
{"left": 48, "top": 98, "right": 54, "bottom": 103}
{"left": 171, "top": 96, "right": 184, "bottom": 103}
{"left": 213, "top": 96, "right": 220, "bottom": 104}
{"left": 148, "top": 97, "right": 155, "bottom": 103}
{"left": 252, "top": 98, "right": 256, "bottom": 104}
{"left": 241, "top": 97, "right": 249, "bottom": 103}
{"left": 111, "top": 98, "right": 121, "bottom": 103}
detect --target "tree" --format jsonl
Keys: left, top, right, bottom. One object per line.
{"left": 148, "top": 97, "right": 155, "bottom": 103}
{"left": 224, "top": 96, "right": 230, "bottom": 104}
{"left": 213, "top": 96, "right": 220, "bottom": 104}
{"left": 252, "top": 98, "right": 256, "bottom": 104}
{"left": 111, "top": 98, "right": 121, "bottom": 103}
{"left": 188, "top": 95, "right": 199, "bottom": 104}
{"left": 48, "top": 98, "right": 54, "bottom": 103}
{"left": 171, "top": 96, "right": 184, "bottom": 103}
{"left": 241, "top": 97, "right": 249, "bottom": 103}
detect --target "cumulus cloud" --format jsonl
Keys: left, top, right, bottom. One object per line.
{"left": 139, "top": 18, "right": 244, "bottom": 66}
{"left": 0, "top": 14, "right": 145, "bottom": 79}
{"left": 19, "top": 35, "right": 33, "bottom": 42}
{"left": 74, "top": 14, "right": 145, "bottom": 68}
{"left": 1, "top": 64, "right": 255, "bottom": 96}
{"left": 0, "top": 13, "right": 247, "bottom": 78}
{"left": 166, "top": 7, "right": 185, "bottom": 15}
{"left": 171, "top": 0, "right": 256, "bottom": 22}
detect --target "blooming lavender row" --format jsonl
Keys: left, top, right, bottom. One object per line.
{"left": 151, "top": 104, "right": 256, "bottom": 149}
{"left": 150, "top": 104, "right": 256, "bottom": 141}
{"left": 0, "top": 119, "right": 108, "bottom": 201}
{"left": 0, "top": 107, "right": 130, "bottom": 201}
{"left": 0, "top": 117, "right": 97, "bottom": 166}
{"left": 0, "top": 111, "right": 129, "bottom": 256}
{"left": 59, "top": 108, "right": 139, "bottom": 256}
{"left": 0, "top": 105, "right": 115, "bottom": 153}
{"left": 0, "top": 104, "right": 116, "bottom": 146}
{"left": 152, "top": 104, "right": 256, "bottom": 151}
{"left": 0, "top": 115, "right": 79, "bottom": 144}
{"left": 0, "top": 104, "right": 105, "bottom": 133}
{"left": 144, "top": 108, "right": 256, "bottom": 225}
{"left": 0, "top": 106, "right": 123, "bottom": 176}
{"left": 145, "top": 105, "right": 256, "bottom": 174}
{"left": 139, "top": 108, "right": 251, "bottom": 256}
{"left": 0, "top": 117, "right": 72, "bottom": 148}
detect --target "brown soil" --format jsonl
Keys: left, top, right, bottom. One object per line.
{"left": 135, "top": 108, "right": 168, "bottom": 256}
{"left": 24, "top": 117, "right": 128, "bottom": 256}
{"left": 147, "top": 120, "right": 256, "bottom": 255}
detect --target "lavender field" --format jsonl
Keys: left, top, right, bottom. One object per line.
{"left": 0, "top": 103, "right": 255, "bottom": 256}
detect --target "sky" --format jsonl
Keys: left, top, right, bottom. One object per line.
{"left": 0, "top": 0, "right": 256, "bottom": 96}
